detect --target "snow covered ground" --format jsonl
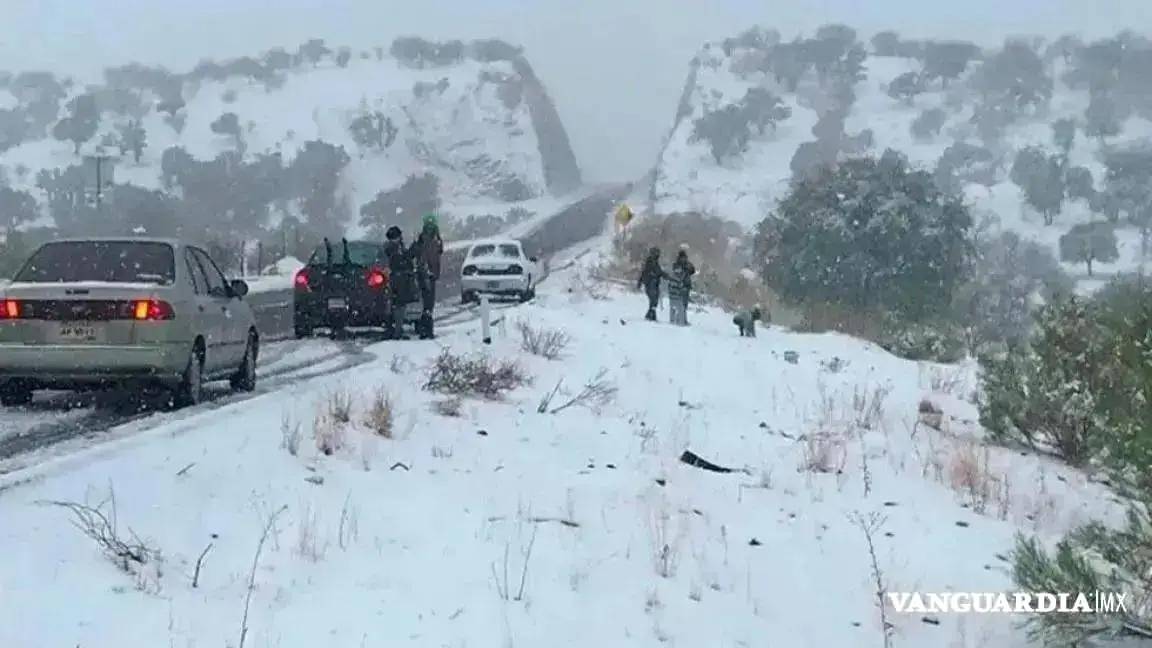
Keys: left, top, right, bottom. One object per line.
{"left": 0, "top": 250, "right": 1123, "bottom": 648}
{"left": 653, "top": 43, "right": 1152, "bottom": 289}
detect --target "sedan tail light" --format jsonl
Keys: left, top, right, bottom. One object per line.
{"left": 0, "top": 299, "right": 20, "bottom": 319}
{"left": 294, "top": 270, "right": 310, "bottom": 290}
{"left": 131, "top": 299, "right": 175, "bottom": 321}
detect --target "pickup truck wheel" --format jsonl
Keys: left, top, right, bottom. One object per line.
{"left": 173, "top": 348, "right": 204, "bottom": 408}
{"left": 230, "top": 333, "right": 258, "bottom": 392}
{"left": 0, "top": 381, "right": 33, "bottom": 407}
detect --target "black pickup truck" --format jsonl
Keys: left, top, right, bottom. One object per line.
{"left": 292, "top": 239, "right": 400, "bottom": 338}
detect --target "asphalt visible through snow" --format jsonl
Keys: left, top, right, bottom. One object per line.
{"left": 0, "top": 183, "right": 631, "bottom": 473}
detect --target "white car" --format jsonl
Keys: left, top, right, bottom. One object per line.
{"left": 460, "top": 239, "right": 539, "bottom": 303}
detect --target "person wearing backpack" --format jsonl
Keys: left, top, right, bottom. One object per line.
{"left": 410, "top": 214, "right": 444, "bottom": 339}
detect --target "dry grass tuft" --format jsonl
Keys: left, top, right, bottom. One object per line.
{"left": 363, "top": 386, "right": 394, "bottom": 438}
{"left": 516, "top": 320, "right": 572, "bottom": 360}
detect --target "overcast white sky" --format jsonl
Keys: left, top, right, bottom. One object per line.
{"left": 3, "top": 0, "right": 1147, "bottom": 183}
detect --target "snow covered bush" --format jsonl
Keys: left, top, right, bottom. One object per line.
{"left": 1012, "top": 506, "right": 1152, "bottom": 644}
{"left": 423, "top": 349, "right": 530, "bottom": 399}
{"left": 756, "top": 149, "right": 974, "bottom": 324}
{"left": 951, "top": 230, "right": 1073, "bottom": 355}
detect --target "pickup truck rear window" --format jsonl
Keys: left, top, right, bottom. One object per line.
{"left": 14, "top": 241, "right": 176, "bottom": 284}
{"left": 307, "top": 242, "right": 386, "bottom": 266}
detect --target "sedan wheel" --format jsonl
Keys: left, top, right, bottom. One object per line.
{"left": 173, "top": 350, "right": 204, "bottom": 408}
{"left": 230, "top": 334, "right": 258, "bottom": 392}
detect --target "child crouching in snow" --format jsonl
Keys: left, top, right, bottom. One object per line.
{"left": 733, "top": 307, "right": 764, "bottom": 337}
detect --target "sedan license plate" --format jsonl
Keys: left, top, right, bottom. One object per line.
{"left": 59, "top": 323, "right": 96, "bottom": 341}
{"left": 486, "top": 280, "right": 500, "bottom": 289}
{"left": 328, "top": 298, "right": 348, "bottom": 310}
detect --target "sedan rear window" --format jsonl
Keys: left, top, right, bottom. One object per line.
{"left": 470, "top": 244, "right": 520, "bottom": 258}
{"left": 14, "top": 241, "right": 176, "bottom": 284}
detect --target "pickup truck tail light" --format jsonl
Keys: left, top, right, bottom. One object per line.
{"left": 367, "top": 267, "right": 388, "bottom": 288}
{"left": 294, "top": 270, "right": 310, "bottom": 290}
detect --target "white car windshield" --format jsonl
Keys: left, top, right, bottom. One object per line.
{"left": 470, "top": 244, "right": 520, "bottom": 258}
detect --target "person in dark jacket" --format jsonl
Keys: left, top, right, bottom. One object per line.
{"left": 667, "top": 247, "right": 696, "bottom": 326}
{"left": 383, "top": 226, "right": 416, "bottom": 339}
{"left": 410, "top": 215, "right": 444, "bottom": 339}
{"left": 636, "top": 247, "right": 667, "bottom": 321}
{"left": 733, "top": 307, "right": 763, "bottom": 337}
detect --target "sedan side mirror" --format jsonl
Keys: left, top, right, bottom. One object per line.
{"left": 229, "top": 279, "right": 249, "bottom": 298}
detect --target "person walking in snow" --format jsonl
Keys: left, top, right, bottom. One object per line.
{"left": 733, "top": 307, "right": 764, "bottom": 337}
{"left": 410, "top": 214, "right": 444, "bottom": 339}
{"left": 636, "top": 247, "right": 667, "bottom": 321}
{"left": 667, "top": 247, "right": 696, "bottom": 326}
{"left": 383, "top": 226, "right": 417, "bottom": 340}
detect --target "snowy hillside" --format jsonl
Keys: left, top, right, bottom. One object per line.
{"left": 0, "top": 251, "right": 1123, "bottom": 647}
{"left": 0, "top": 38, "right": 582, "bottom": 242}
{"left": 652, "top": 31, "right": 1152, "bottom": 285}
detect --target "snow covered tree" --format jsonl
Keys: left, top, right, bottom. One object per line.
{"left": 335, "top": 47, "right": 352, "bottom": 68}
{"left": 922, "top": 40, "right": 980, "bottom": 87}
{"left": 870, "top": 31, "right": 901, "bottom": 57}
{"left": 1044, "top": 34, "right": 1083, "bottom": 64}
{"left": 52, "top": 94, "right": 99, "bottom": 154}
{"left": 1064, "top": 166, "right": 1096, "bottom": 203}
{"left": 116, "top": 120, "right": 147, "bottom": 164}
{"left": 262, "top": 47, "right": 293, "bottom": 71}
{"left": 1011, "top": 146, "right": 1066, "bottom": 225}
{"left": 1051, "top": 117, "right": 1077, "bottom": 155}
{"left": 973, "top": 39, "right": 1053, "bottom": 114}
{"left": 1060, "top": 221, "right": 1118, "bottom": 276}
{"left": 359, "top": 173, "right": 440, "bottom": 238}
{"left": 298, "top": 39, "right": 331, "bottom": 66}
{"left": 765, "top": 40, "right": 809, "bottom": 91}
{"left": 886, "top": 71, "right": 922, "bottom": 104}
{"left": 690, "top": 105, "right": 752, "bottom": 165}
{"left": 1064, "top": 37, "right": 1122, "bottom": 93}
{"left": 910, "top": 107, "right": 946, "bottom": 140}
{"left": 740, "top": 87, "right": 791, "bottom": 134}
{"left": 289, "top": 140, "right": 351, "bottom": 235}
{"left": 0, "top": 186, "right": 40, "bottom": 234}
{"left": 349, "top": 111, "right": 395, "bottom": 152}
{"left": 210, "top": 112, "right": 244, "bottom": 154}
{"left": 1084, "top": 91, "right": 1122, "bottom": 143}
{"left": 805, "top": 24, "right": 858, "bottom": 87}
{"left": 1103, "top": 144, "right": 1152, "bottom": 250}
{"left": 756, "top": 149, "right": 973, "bottom": 320}
{"left": 935, "top": 142, "right": 998, "bottom": 194}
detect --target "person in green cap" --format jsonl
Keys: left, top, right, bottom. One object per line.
{"left": 409, "top": 213, "right": 445, "bottom": 339}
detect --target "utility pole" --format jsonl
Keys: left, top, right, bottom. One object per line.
{"left": 83, "top": 150, "right": 115, "bottom": 212}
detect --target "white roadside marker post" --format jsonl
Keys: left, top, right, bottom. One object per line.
{"left": 480, "top": 294, "right": 492, "bottom": 344}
